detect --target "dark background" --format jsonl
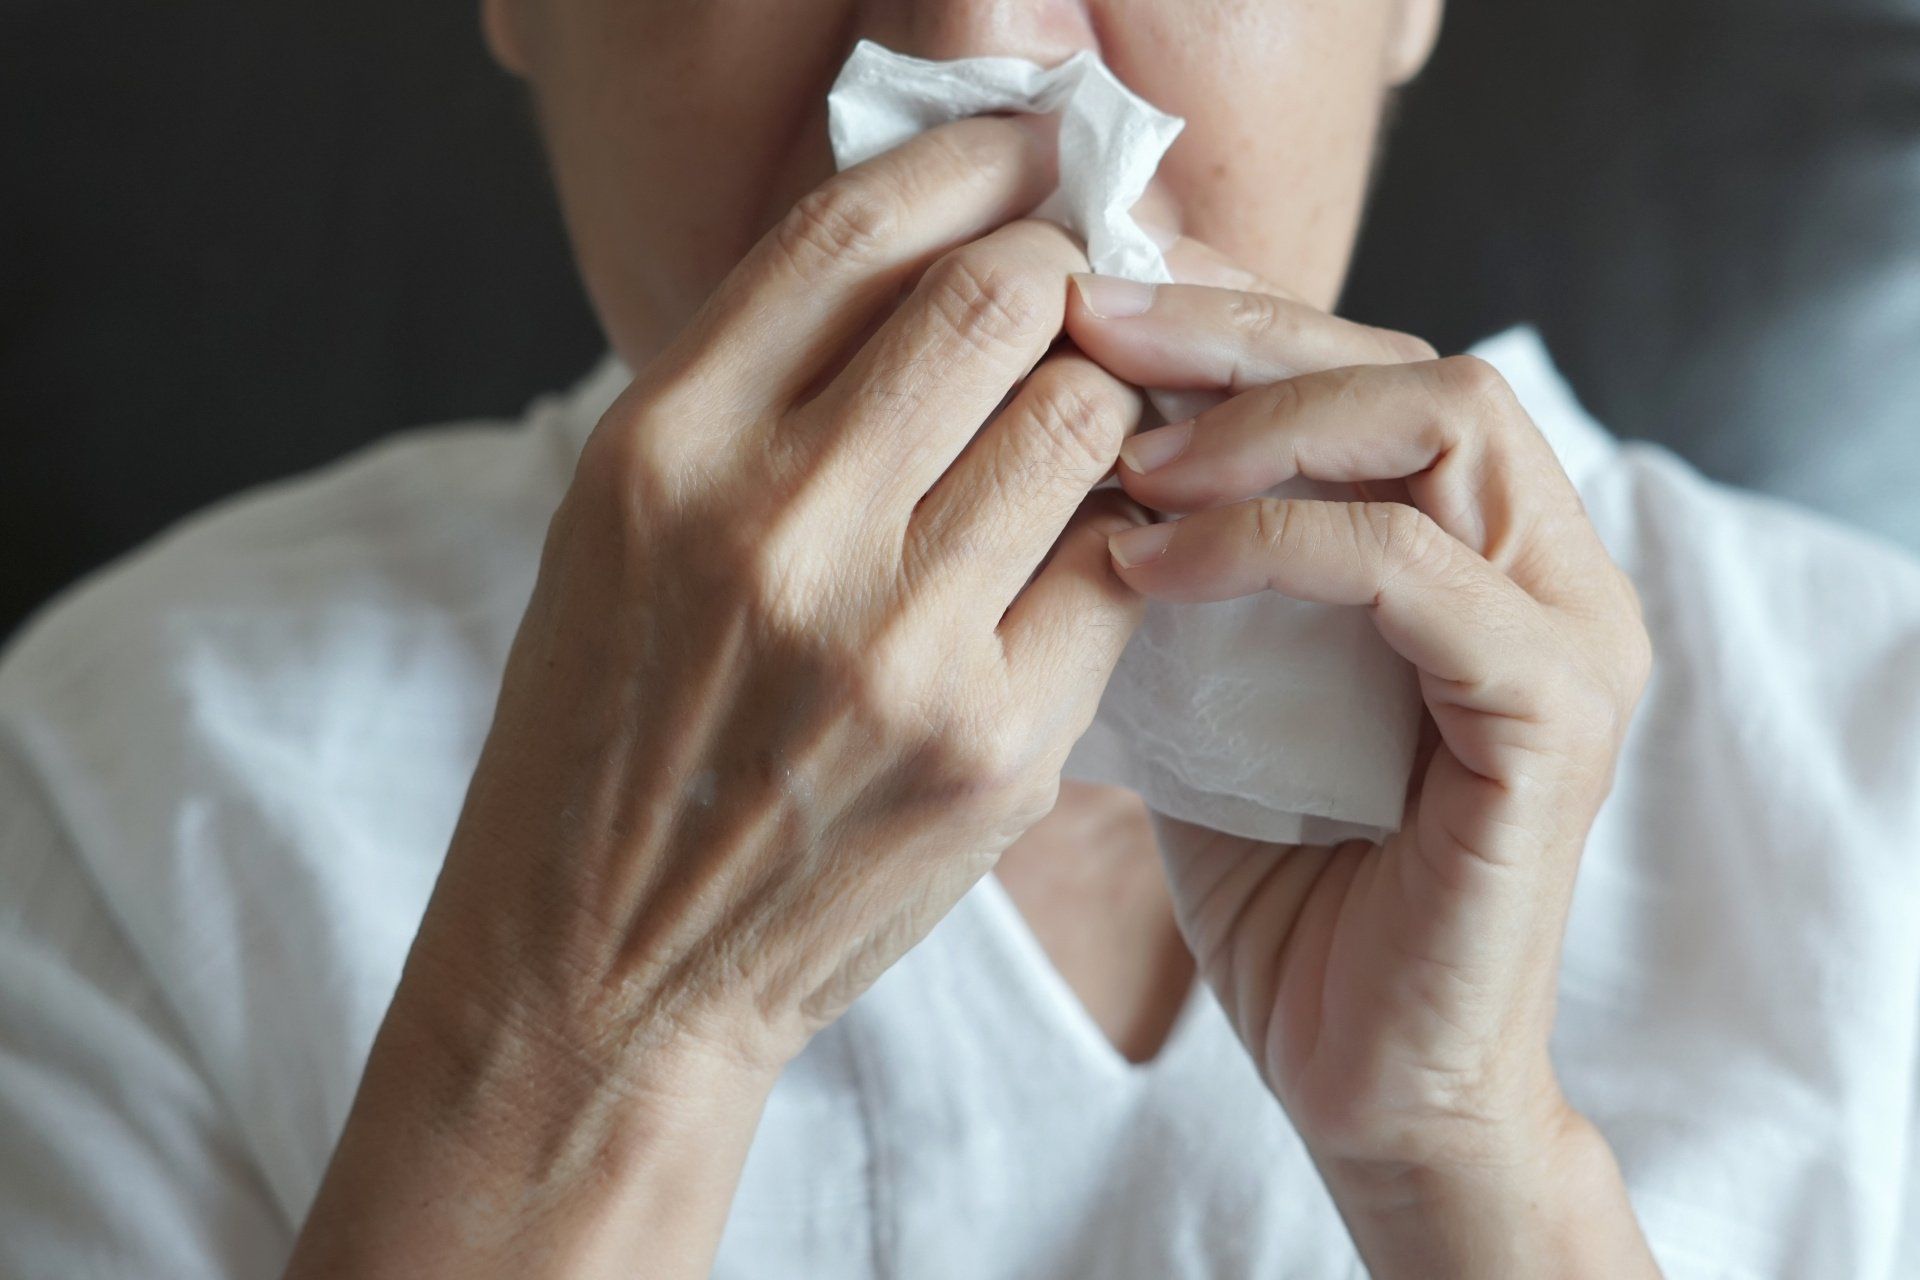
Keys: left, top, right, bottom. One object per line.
{"left": 4, "top": 0, "right": 1918, "bottom": 638}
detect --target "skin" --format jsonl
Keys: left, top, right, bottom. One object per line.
{"left": 283, "top": 2, "right": 1662, "bottom": 1277}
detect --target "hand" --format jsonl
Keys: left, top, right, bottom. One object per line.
{"left": 290, "top": 118, "right": 1151, "bottom": 1279}
{"left": 1066, "top": 242, "right": 1659, "bottom": 1277}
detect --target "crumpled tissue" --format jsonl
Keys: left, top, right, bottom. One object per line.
{"left": 827, "top": 40, "right": 1422, "bottom": 844}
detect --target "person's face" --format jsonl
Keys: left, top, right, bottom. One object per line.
{"left": 485, "top": 0, "right": 1443, "bottom": 369}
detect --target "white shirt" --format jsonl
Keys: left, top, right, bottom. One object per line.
{"left": 2, "top": 328, "right": 1918, "bottom": 1280}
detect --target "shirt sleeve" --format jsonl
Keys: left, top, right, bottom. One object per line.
{"left": 0, "top": 741, "right": 292, "bottom": 1279}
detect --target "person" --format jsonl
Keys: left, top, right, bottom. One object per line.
{"left": 1, "top": 1, "right": 1917, "bottom": 1276}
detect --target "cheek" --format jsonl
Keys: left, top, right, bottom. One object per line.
{"left": 555, "top": 0, "right": 1394, "bottom": 358}
{"left": 1104, "top": 0, "right": 1393, "bottom": 306}
{"left": 541, "top": 1, "right": 857, "bottom": 358}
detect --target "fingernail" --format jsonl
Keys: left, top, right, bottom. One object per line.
{"left": 1119, "top": 419, "right": 1193, "bottom": 474}
{"left": 1108, "top": 521, "right": 1176, "bottom": 567}
{"left": 1072, "top": 273, "right": 1156, "bottom": 320}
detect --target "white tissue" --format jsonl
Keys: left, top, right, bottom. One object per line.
{"left": 827, "top": 41, "right": 1422, "bottom": 844}
{"left": 829, "top": 40, "right": 1183, "bottom": 284}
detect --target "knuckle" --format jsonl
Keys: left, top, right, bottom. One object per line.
{"left": 731, "top": 527, "right": 813, "bottom": 625}
{"left": 1022, "top": 365, "right": 1129, "bottom": 476}
{"left": 1225, "top": 290, "right": 1293, "bottom": 343}
{"left": 1614, "top": 564, "right": 1650, "bottom": 628}
{"left": 1370, "top": 501, "right": 1452, "bottom": 583}
{"left": 721, "top": 499, "right": 848, "bottom": 632}
{"left": 921, "top": 249, "right": 1047, "bottom": 353}
{"left": 842, "top": 626, "right": 928, "bottom": 732}
{"left": 1256, "top": 371, "right": 1311, "bottom": 429}
{"left": 1557, "top": 671, "right": 1627, "bottom": 746}
{"left": 820, "top": 623, "right": 1061, "bottom": 838}
{"left": 1570, "top": 564, "right": 1653, "bottom": 713}
{"left": 1530, "top": 610, "right": 1648, "bottom": 757}
{"left": 575, "top": 397, "right": 686, "bottom": 511}
{"left": 1249, "top": 497, "right": 1299, "bottom": 557}
{"left": 1433, "top": 354, "right": 1520, "bottom": 415}
{"left": 845, "top": 647, "right": 1021, "bottom": 796}
{"left": 1384, "top": 328, "right": 1440, "bottom": 362}
{"left": 1614, "top": 581, "right": 1655, "bottom": 701}
{"left": 1623, "top": 620, "right": 1654, "bottom": 703}
{"left": 942, "top": 720, "right": 1026, "bottom": 791}
{"left": 915, "top": 715, "right": 1037, "bottom": 815}
{"left": 776, "top": 177, "right": 900, "bottom": 276}
{"left": 1005, "top": 770, "right": 1064, "bottom": 834}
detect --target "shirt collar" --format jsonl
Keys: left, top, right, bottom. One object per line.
{"left": 553, "top": 325, "right": 1615, "bottom": 492}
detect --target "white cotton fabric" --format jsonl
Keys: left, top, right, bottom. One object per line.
{"left": 3, "top": 328, "right": 1920, "bottom": 1279}
{"left": 829, "top": 42, "right": 1421, "bottom": 844}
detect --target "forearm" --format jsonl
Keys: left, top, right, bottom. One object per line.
{"left": 1317, "top": 1108, "right": 1661, "bottom": 1280}
{"left": 283, "top": 942, "right": 776, "bottom": 1280}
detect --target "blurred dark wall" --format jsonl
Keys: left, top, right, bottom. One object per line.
{"left": 4, "top": 1, "right": 1918, "bottom": 639}
{"left": 0, "top": 2, "right": 602, "bottom": 638}
{"left": 1343, "top": 0, "right": 1920, "bottom": 549}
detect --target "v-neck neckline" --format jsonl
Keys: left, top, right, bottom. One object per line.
{"left": 971, "top": 871, "right": 1210, "bottom": 1081}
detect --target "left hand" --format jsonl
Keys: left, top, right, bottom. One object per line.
{"left": 1065, "top": 243, "right": 1657, "bottom": 1276}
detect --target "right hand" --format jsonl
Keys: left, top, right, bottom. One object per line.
{"left": 414, "top": 115, "right": 1150, "bottom": 1083}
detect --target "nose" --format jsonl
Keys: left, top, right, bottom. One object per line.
{"left": 892, "top": 0, "right": 1103, "bottom": 66}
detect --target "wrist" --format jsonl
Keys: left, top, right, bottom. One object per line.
{"left": 1316, "top": 1100, "right": 1660, "bottom": 1280}
{"left": 418, "top": 809, "right": 812, "bottom": 1082}
{"left": 288, "top": 929, "right": 779, "bottom": 1280}
{"left": 392, "top": 907, "right": 787, "bottom": 1112}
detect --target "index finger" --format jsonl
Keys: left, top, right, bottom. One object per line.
{"left": 667, "top": 115, "right": 1058, "bottom": 413}
{"left": 1064, "top": 276, "right": 1433, "bottom": 394}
